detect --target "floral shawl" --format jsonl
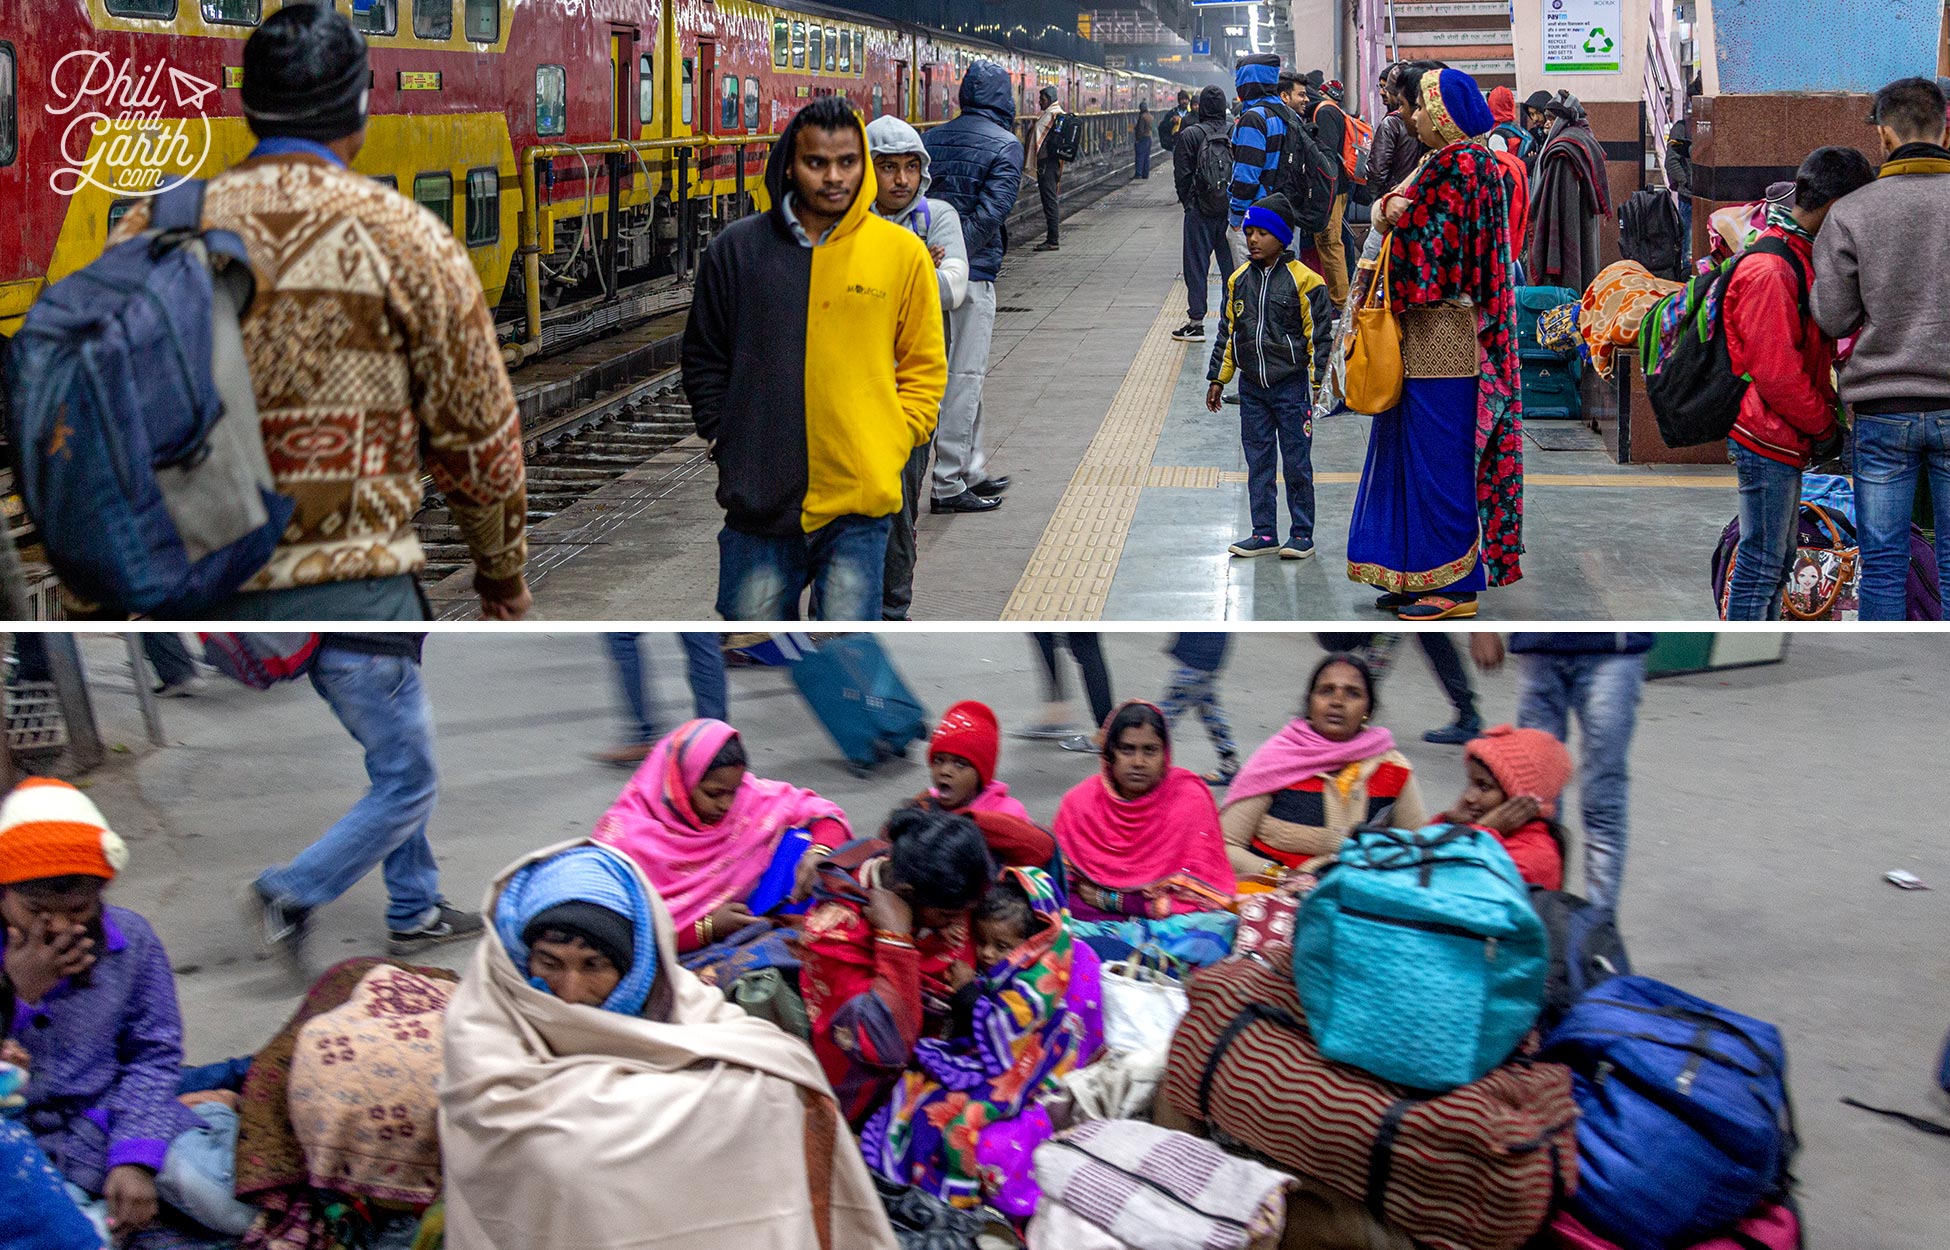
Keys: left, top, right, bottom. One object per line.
{"left": 1389, "top": 89, "right": 1526, "bottom": 588}
{"left": 859, "top": 867, "right": 1096, "bottom": 1207}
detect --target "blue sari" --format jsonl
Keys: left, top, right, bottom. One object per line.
{"left": 1346, "top": 375, "right": 1491, "bottom": 594}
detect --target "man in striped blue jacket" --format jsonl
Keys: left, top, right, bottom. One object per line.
{"left": 1226, "top": 53, "right": 1289, "bottom": 269}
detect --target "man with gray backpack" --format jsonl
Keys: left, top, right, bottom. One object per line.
{"left": 1172, "top": 86, "right": 1237, "bottom": 342}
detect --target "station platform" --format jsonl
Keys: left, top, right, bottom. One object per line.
{"left": 524, "top": 176, "right": 1741, "bottom": 622}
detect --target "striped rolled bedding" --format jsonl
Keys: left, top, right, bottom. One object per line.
{"left": 1161, "top": 951, "right": 1578, "bottom": 1250}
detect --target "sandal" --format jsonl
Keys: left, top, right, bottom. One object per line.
{"left": 1398, "top": 594, "right": 1479, "bottom": 621}
{"left": 1202, "top": 768, "right": 1238, "bottom": 788}
{"left": 1373, "top": 591, "right": 1416, "bottom": 611}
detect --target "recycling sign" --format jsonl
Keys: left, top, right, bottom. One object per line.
{"left": 1543, "top": 0, "right": 1623, "bottom": 74}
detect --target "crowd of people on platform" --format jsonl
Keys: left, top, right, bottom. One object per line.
{"left": 0, "top": 631, "right": 1658, "bottom": 1250}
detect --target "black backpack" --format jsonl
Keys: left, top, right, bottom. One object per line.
{"left": 1619, "top": 188, "right": 1686, "bottom": 279}
{"left": 1640, "top": 236, "right": 1808, "bottom": 449}
{"left": 1187, "top": 121, "right": 1235, "bottom": 219}
{"left": 1046, "top": 111, "right": 1082, "bottom": 163}
{"left": 1528, "top": 884, "right": 1631, "bottom": 1033}
{"left": 1261, "top": 100, "right": 1335, "bottom": 236}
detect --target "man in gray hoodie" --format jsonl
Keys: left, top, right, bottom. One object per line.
{"left": 1812, "top": 76, "right": 1950, "bottom": 619}
{"left": 865, "top": 115, "right": 970, "bottom": 620}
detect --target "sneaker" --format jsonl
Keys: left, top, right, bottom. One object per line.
{"left": 1279, "top": 539, "right": 1316, "bottom": 560}
{"left": 1228, "top": 534, "right": 1281, "bottom": 558}
{"left": 1033, "top": 241, "right": 1061, "bottom": 252}
{"left": 240, "top": 884, "right": 308, "bottom": 971}
{"left": 1423, "top": 719, "right": 1484, "bottom": 746}
{"left": 388, "top": 903, "right": 486, "bottom": 956}
{"left": 1170, "top": 321, "right": 1206, "bottom": 341}
{"left": 155, "top": 674, "right": 207, "bottom": 698}
{"left": 593, "top": 742, "right": 654, "bottom": 767}
{"left": 1056, "top": 734, "right": 1099, "bottom": 753}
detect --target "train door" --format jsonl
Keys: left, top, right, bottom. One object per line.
{"left": 696, "top": 40, "right": 716, "bottom": 135}
{"left": 895, "top": 60, "right": 910, "bottom": 121}
{"left": 610, "top": 29, "right": 634, "bottom": 139}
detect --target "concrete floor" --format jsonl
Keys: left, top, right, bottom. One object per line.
{"left": 523, "top": 175, "right": 1746, "bottom": 622}
{"left": 45, "top": 630, "right": 1950, "bottom": 1249}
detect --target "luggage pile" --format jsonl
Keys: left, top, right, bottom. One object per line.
{"left": 1153, "top": 822, "right": 1805, "bottom": 1250}
{"left": 1517, "top": 285, "right": 1585, "bottom": 420}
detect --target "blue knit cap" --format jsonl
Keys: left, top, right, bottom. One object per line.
{"left": 1243, "top": 202, "right": 1295, "bottom": 249}
{"left": 1437, "top": 68, "right": 1497, "bottom": 140}
{"left": 495, "top": 845, "right": 658, "bottom": 1016}
{"left": 1235, "top": 54, "right": 1280, "bottom": 98}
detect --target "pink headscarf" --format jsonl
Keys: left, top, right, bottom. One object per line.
{"left": 1052, "top": 702, "right": 1236, "bottom": 904}
{"left": 1223, "top": 718, "right": 1399, "bottom": 807}
{"left": 592, "top": 719, "right": 849, "bottom": 931}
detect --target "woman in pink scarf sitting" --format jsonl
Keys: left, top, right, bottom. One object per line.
{"left": 914, "top": 701, "right": 1033, "bottom": 821}
{"left": 593, "top": 719, "right": 851, "bottom": 999}
{"left": 1052, "top": 702, "right": 1239, "bottom": 967}
{"left": 1221, "top": 653, "right": 1427, "bottom": 886}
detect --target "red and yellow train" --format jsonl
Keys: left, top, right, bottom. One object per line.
{"left": 0, "top": 0, "right": 1192, "bottom": 339}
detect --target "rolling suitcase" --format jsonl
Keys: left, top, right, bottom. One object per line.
{"left": 1518, "top": 285, "right": 1585, "bottom": 421}
{"left": 791, "top": 635, "right": 928, "bottom": 776}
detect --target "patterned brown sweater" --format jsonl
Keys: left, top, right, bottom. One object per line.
{"left": 115, "top": 154, "right": 526, "bottom": 598}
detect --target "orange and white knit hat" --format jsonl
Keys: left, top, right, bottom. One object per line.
{"left": 0, "top": 777, "right": 128, "bottom": 886}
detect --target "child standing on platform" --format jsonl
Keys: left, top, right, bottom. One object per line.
{"left": 1206, "top": 193, "right": 1336, "bottom": 561}
{"left": 1160, "top": 634, "right": 1240, "bottom": 787}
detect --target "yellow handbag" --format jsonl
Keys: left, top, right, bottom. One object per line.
{"left": 1342, "top": 242, "right": 1405, "bottom": 415}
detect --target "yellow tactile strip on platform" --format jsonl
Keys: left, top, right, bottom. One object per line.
{"left": 1001, "top": 284, "right": 1188, "bottom": 621}
{"left": 1207, "top": 470, "right": 1735, "bottom": 487}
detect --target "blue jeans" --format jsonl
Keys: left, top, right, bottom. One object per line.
{"left": 66, "top": 1104, "right": 257, "bottom": 1237}
{"left": 716, "top": 514, "right": 891, "bottom": 621}
{"left": 1516, "top": 652, "right": 1645, "bottom": 914}
{"left": 258, "top": 648, "right": 440, "bottom": 930}
{"left": 142, "top": 634, "right": 200, "bottom": 687}
{"left": 1852, "top": 410, "right": 1950, "bottom": 620}
{"left": 1725, "top": 442, "right": 1801, "bottom": 621}
{"left": 1135, "top": 136, "right": 1152, "bottom": 178}
{"left": 604, "top": 632, "right": 728, "bottom": 744}
{"left": 1182, "top": 209, "right": 1230, "bottom": 322}
{"left": 1240, "top": 373, "right": 1316, "bottom": 542}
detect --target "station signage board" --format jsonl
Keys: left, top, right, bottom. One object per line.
{"left": 1543, "top": 0, "right": 1623, "bottom": 73}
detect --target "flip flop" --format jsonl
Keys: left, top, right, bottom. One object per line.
{"left": 1202, "top": 769, "right": 1238, "bottom": 788}
{"left": 1398, "top": 594, "right": 1479, "bottom": 621}
{"left": 1373, "top": 591, "right": 1416, "bottom": 611}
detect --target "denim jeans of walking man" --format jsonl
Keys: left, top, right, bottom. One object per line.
{"left": 716, "top": 514, "right": 892, "bottom": 621}
{"left": 601, "top": 632, "right": 729, "bottom": 760}
{"left": 1725, "top": 441, "right": 1802, "bottom": 620}
{"left": 1852, "top": 409, "right": 1950, "bottom": 619}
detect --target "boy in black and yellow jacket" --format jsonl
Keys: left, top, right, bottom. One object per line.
{"left": 682, "top": 96, "right": 947, "bottom": 621}
{"left": 1205, "top": 193, "right": 1336, "bottom": 560}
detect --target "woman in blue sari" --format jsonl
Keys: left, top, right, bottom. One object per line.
{"left": 1346, "top": 67, "right": 1526, "bottom": 621}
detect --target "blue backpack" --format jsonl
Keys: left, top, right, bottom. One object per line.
{"left": 5, "top": 181, "right": 291, "bottom": 617}
{"left": 1294, "top": 823, "right": 1548, "bottom": 1092}
{"left": 1541, "top": 976, "right": 1798, "bottom": 1250}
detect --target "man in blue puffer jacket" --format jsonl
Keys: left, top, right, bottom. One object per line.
{"left": 923, "top": 61, "right": 1025, "bottom": 514}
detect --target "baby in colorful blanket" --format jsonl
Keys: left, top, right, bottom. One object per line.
{"left": 860, "top": 867, "right": 1103, "bottom": 1211}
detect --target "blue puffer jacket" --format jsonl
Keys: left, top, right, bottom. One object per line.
{"left": 922, "top": 61, "right": 1025, "bottom": 283}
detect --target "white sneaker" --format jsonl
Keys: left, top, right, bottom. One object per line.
{"left": 156, "top": 675, "right": 207, "bottom": 698}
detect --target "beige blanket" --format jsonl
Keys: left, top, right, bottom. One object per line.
{"left": 440, "top": 839, "right": 898, "bottom": 1250}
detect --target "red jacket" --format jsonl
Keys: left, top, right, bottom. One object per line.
{"left": 1725, "top": 228, "right": 1839, "bottom": 467}
{"left": 1442, "top": 812, "right": 1564, "bottom": 890}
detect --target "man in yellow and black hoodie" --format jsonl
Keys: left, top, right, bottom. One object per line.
{"left": 682, "top": 96, "right": 947, "bottom": 620}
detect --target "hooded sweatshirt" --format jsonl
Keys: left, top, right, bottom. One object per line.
{"left": 681, "top": 107, "right": 947, "bottom": 537}
{"left": 1174, "top": 85, "right": 1232, "bottom": 211}
{"left": 865, "top": 115, "right": 970, "bottom": 314}
{"left": 923, "top": 61, "right": 1024, "bottom": 284}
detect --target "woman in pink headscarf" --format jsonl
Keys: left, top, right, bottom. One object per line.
{"left": 1052, "top": 701, "right": 1239, "bottom": 967}
{"left": 593, "top": 719, "right": 851, "bottom": 995}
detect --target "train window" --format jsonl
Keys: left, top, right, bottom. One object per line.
{"left": 465, "top": 168, "right": 498, "bottom": 247}
{"left": 837, "top": 30, "right": 850, "bottom": 75}
{"left": 105, "top": 0, "right": 176, "bottom": 15}
{"left": 462, "top": 0, "right": 495, "bottom": 42}
{"left": 680, "top": 58, "right": 693, "bottom": 125}
{"left": 824, "top": 31, "right": 836, "bottom": 73}
{"left": 535, "top": 65, "right": 566, "bottom": 136}
{"left": 791, "top": 22, "right": 805, "bottom": 70}
{"left": 412, "top": 0, "right": 452, "bottom": 40}
{"left": 354, "top": 0, "right": 398, "bottom": 36}
{"left": 638, "top": 53, "right": 654, "bottom": 125}
{"left": 870, "top": 84, "right": 882, "bottom": 120}
{"left": 720, "top": 75, "right": 737, "bottom": 132}
{"left": 741, "top": 77, "right": 757, "bottom": 132}
{"left": 199, "top": 0, "right": 259, "bottom": 24}
{"left": 0, "top": 43, "right": 13, "bottom": 169}
{"left": 807, "top": 26, "right": 821, "bottom": 74}
{"left": 413, "top": 172, "right": 453, "bottom": 229}
{"left": 773, "top": 18, "right": 789, "bottom": 68}
{"left": 107, "top": 198, "right": 135, "bottom": 237}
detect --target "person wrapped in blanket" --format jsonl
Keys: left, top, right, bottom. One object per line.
{"left": 440, "top": 841, "right": 898, "bottom": 1250}
{"left": 0, "top": 779, "right": 258, "bottom": 1250}
{"left": 1438, "top": 726, "right": 1571, "bottom": 890}
{"left": 1053, "top": 702, "right": 1239, "bottom": 968}
{"left": 1220, "top": 652, "right": 1427, "bottom": 884}
{"left": 592, "top": 719, "right": 851, "bottom": 997}
{"left": 860, "top": 866, "right": 1102, "bottom": 1209}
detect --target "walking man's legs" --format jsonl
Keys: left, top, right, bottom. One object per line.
{"left": 1064, "top": 633, "right": 1115, "bottom": 728}
{"left": 806, "top": 514, "right": 892, "bottom": 622}
{"left": 678, "top": 632, "right": 728, "bottom": 721}
{"left": 934, "top": 281, "right": 997, "bottom": 501}
{"left": 602, "top": 633, "right": 656, "bottom": 746}
{"left": 1313, "top": 192, "right": 1350, "bottom": 305}
{"left": 141, "top": 634, "right": 201, "bottom": 691}
{"left": 1564, "top": 654, "right": 1645, "bottom": 913}
{"left": 1416, "top": 633, "right": 1482, "bottom": 742}
{"left": 716, "top": 527, "right": 811, "bottom": 621}
{"left": 255, "top": 647, "right": 443, "bottom": 937}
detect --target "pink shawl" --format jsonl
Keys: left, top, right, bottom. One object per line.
{"left": 936, "top": 780, "right": 1031, "bottom": 821}
{"left": 1224, "top": 720, "right": 1398, "bottom": 806}
{"left": 1052, "top": 705, "right": 1235, "bottom": 899}
{"left": 592, "top": 719, "right": 849, "bottom": 931}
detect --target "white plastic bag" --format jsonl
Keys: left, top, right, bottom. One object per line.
{"left": 1098, "top": 946, "right": 1188, "bottom": 1056}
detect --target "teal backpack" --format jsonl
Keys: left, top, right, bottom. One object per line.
{"left": 1294, "top": 823, "right": 1548, "bottom": 1092}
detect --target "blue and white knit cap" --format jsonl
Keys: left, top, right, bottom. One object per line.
{"left": 494, "top": 845, "right": 658, "bottom": 1016}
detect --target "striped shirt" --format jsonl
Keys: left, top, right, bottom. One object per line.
{"left": 1227, "top": 99, "right": 1291, "bottom": 226}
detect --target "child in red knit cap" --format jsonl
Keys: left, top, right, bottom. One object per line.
{"left": 1441, "top": 725, "right": 1572, "bottom": 890}
{"left": 917, "top": 701, "right": 1032, "bottom": 822}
